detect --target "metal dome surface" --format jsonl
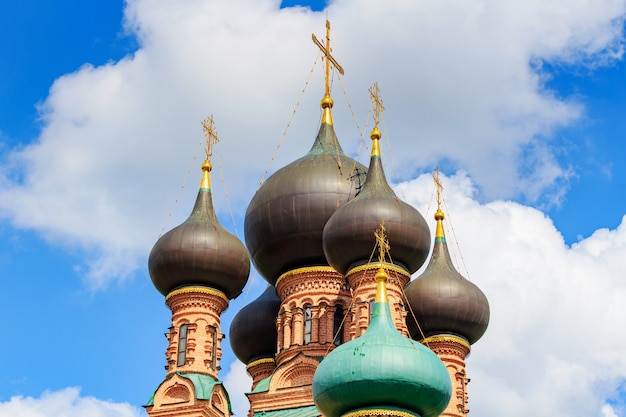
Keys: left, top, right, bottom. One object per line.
{"left": 245, "top": 122, "right": 366, "bottom": 284}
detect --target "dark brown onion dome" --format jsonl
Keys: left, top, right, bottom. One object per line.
{"left": 322, "top": 127, "right": 431, "bottom": 275}
{"left": 404, "top": 209, "right": 490, "bottom": 345}
{"left": 229, "top": 285, "right": 281, "bottom": 364}
{"left": 149, "top": 160, "right": 250, "bottom": 298}
{"left": 244, "top": 109, "right": 366, "bottom": 284}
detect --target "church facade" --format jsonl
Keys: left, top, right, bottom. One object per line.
{"left": 143, "top": 21, "right": 490, "bottom": 417}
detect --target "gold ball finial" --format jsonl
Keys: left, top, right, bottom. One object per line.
{"left": 375, "top": 267, "right": 388, "bottom": 284}
{"left": 370, "top": 126, "right": 381, "bottom": 141}
{"left": 435, "top": 209, "right": 444, "bottom": 221}
{"left": 321, "top": 94, "right": 334, "bottom": 109}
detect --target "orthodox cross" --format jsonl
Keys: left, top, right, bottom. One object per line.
{"left": 369, "top": 82, "right": 385, "bottom": 128}
{"left": 312, "top": 20, "right": 344, "bottom": 99}
{"left": 433, "top": 167, "right": 443, "bottom": 210}
{"left": 201, "top": 115, "right": 219, "bottom": 160}
{"left": 374, "top": 220, "right": 391, "bottom": 264}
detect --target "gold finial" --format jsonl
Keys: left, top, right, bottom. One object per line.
{"left": 200, "top": 115, "right": 219, "bottom": 190}
{"left": 368, "top": 83, "right": 384, "bottom": 157}
{"left": 432, "top": 168, "right": 445, "bottom": 239}
{"left": 374, "top": 221, "right": 390, "bottom": 303}
{"left": 312, "top": 20, "right": 344, "bottom": 126}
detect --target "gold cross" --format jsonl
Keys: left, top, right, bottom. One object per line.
{"left": 201, "top": 115, "right": 219, "bottom": 159}
{"left": 312, "top": 20, "right": 344, "bottom": 99}
{"left": 433, "top": 167, "right": 443, "bottom": 210}
{"left": 374, "top": 220, "right": 390, "bottom": 264}
{"left": 369, "top": 82, "right": 385, "bottom": 127}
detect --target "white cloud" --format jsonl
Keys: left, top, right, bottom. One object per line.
{"left": 602, "top": 404, "right": 619, "bottom": 417}
{"left": 223, "top": 360, "right": 253, "bottom": 417}
{"left": 399, "top": 172, "right": 626, "bottom": 417}
{"left": 0, "top": 387, "right": 143, "bottom": 417}
{"left": 0, "top": 0, "right": 625, "bottom": 287}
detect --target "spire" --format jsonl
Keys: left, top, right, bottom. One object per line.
{"left": 312, "top": 20, "right": 344, "bottom": 126}
{"left": 200, "top": 115, "right": 218, "bottom": 191}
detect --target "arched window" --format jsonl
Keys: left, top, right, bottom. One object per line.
{"left": 333, "top": 306, "right": 343, "bottom": 346}
{"left": 177, "top": 324, "right": 188, "bottom": 366}
{"left": 303, "top": 306, "right": 312, "bottom": 345}
{"left": 211, "top": 326, "right": 218, "bottom": 370}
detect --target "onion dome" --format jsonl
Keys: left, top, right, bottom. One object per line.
{"left": 229, "top": 284, "right": 281, "bottom": 364}
{"left": 404, "top": 207, "right": 490, "bottom": 345}
{"left": 149, "top": 119, "right": 250, "bottom": 298}
{"left": 244, "top": 97, "right": 366, "bottom": 284}
{"left": 313, "top": 266, "right": 451, "bottom": 417}
{"left": 323, "top": 112, "right": 431, "bottom": 275}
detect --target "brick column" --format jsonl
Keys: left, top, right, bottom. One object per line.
{"left": 422, "top": 335, "right": 471, "bottom": 417}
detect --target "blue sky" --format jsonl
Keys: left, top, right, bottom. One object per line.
{"left": 1, "top": 1, "right": 625, "bottom": 417}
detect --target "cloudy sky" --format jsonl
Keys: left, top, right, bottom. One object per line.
{"left": 1, "top": 0, "right": 625, "bottom": 416}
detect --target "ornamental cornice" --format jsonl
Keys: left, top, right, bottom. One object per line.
{"left": 422, "top": 335, "right": 471, "bottom": 356}
{"left": 166, "top": 286, "right": 229, "bottom": 313}
{"left": 343, "top": 408, "right": 419, "bottom": 417}
{"left": 346, "top": 262, "right": 410, "bottom": 279}
{"left": 276, "top": 267, "right": 349, "bottom": 299}
{"left": 276, "top": 266, "right": 338, "bottom": 286}
{"left": 166, "top": 286, "right": 229, "bottom": 303}
{"left": 247, "top": 357, "right": 276, "bottom": 369}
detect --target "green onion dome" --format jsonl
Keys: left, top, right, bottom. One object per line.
{"left": 313, "top": 268, "right": 451, "bottom": 417}
{"left": 404, "top": 209, "right": 490, "bottom": 345}
{"left": 322, "top": 127, "right": 431, "bottom": 275}
{"left": 149, "top": 160, "right": 251, "bottom": 298}
{"left": 229, "top": 285, "right": 281, "bottom": 364}
{"left": 244, "top": 104, "right": 366, "bottom": 284}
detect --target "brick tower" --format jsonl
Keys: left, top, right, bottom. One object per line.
{"left": 404, "top": 171, "right": 490, "bottom": 417}
{"left": 145, "top": 117, "right": 250, "bottom": 417}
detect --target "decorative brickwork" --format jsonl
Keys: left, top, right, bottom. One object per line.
{"left": 346, "top": 263, "right": 410, "bottom": 338}
{"left": 146, "top": 373, "right": 230, "bottom": 417}
{"left": 146, "top": 287, "right": 231, "bottom": 417}
{"left": 422, "top": 335, "right": 472, "bottom": 417}
{"left": 163, "top": 287, "right": 229, "bottom": 379}
{"left": 246, "top": 267, "right": 352, "bottom": 415}
{"left": 247, "top": 358, "right": 276, "bottom": 390}
{"left": 275, "top": 267, "right": 352, "bottom": 363}
{"left": 247, "top": 354, "right": 319, "bottom": 417}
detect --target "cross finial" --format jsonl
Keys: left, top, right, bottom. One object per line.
{"left": 369, "top": 82, "right": 385, "bottom": 128}
{"left": 312, "top": 19, "right": 344, "bottom": 116}
{"left": 374, "top": 220, "right": 390, "bottom": 264}
{"left": 374, "top": 221, "right": 390, "bottom": 303}
{"left": 368, "top": 82, "right": 384, "bottom": 156}
{"left": 201, "top": 115, "right": 219, "bottom": 160}
{"left": 433, "top": 167, "right": 443, "bottom": 210}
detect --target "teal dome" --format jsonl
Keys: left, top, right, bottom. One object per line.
{"left": 312, "top": 269, "right": 451, "bottom": 417}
